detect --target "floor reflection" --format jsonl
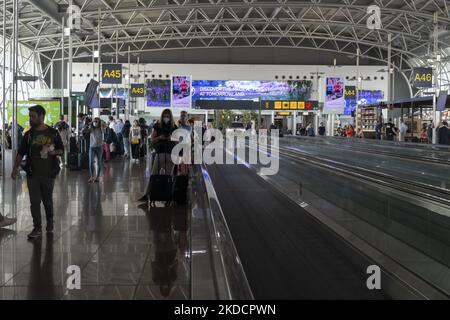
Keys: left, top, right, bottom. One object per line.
{"left": 27, "top": 235, "right": 56, "bottom": 300}
{"left": 0, "top": 154, "right": 190, "bottom": 300}
{"left": 141, "top": 203, "right": 190, "bottom": 299}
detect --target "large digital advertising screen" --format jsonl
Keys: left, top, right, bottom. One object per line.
{"left": 172, "top": 76, "right": 192, "bottom": 108}
{"left": 191, "top": 80, "right": 312, "bottom": 103}
{"left": 344, "top": 89, "right": 384, "bottom": 115}
{"left": 324, "top": 77, "right": 345, "bottom": 114}
{"left": 146, "top": 79, "right": 171, "bottom": 107}
{"left": 6, "top": 100, "right": 60, "bottom": 128}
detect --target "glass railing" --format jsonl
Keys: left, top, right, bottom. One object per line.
{"left": 189, "top": 164, "right": 253, "bottom": 300}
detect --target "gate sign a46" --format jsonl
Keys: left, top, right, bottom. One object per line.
{"left": 412, "top": 67, "right": 433, "bottom": 88}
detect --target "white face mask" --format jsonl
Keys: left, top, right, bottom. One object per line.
{"left": 163, "top": 117, "right": 170, "bottom": 124}
{"left": 93, "top": 122, "right": 98, "bottom": 127}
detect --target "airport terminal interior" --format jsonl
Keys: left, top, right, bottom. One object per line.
{"left": 0, "top": 0, "right": 449, "bottom": 300}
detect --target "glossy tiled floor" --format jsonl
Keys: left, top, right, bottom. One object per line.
{"left": 0, "top": 152, "right": 190, "bottom": 300}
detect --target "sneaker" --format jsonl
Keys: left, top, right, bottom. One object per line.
{"left": 27, "top": 228, "right": 42, "bottom": 240}
{"left": 138, "top": 195, "right": 148, "bottom": 202}
{"left": 46, "top": 223, "right": 54, "bottom": 234}
{"left": 0, "top": 216, "right": 17, "bottom": 228}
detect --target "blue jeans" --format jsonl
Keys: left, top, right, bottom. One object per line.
{"left": 89, "top": 146, "right": 103, "bottom": 178}
{"left": 123, "top": 138, "right": 130, "bottom": 157}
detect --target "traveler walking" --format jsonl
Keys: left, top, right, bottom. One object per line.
{"left": 56, "top": 116, "right": 70, "bottom": 166}
{"left": 385, "top": 119, "right": 396, "bottom": 141}
{"left": 306, "top": 123, "right": 315, "bottom": 137}
{"left": 346, "top": 124, "right": 355, "bottom": 138}
{"left": 399, "top": 119, "right": 408, "bottom": 142}
{"left": 114, "top": 119, "right": 124, "bottom": 156}
{"left": 427, "top": 121, "right": 434, "bottom": 143}
{"left": 375, "top": 121, "right": 383, "bottom": 140}
{"left": 438, "top": 121, "right": 450, "bottom": 145}
{"left": 102, "top": 121, "right": 112, "bottom": 162}
{"left": 138, "top": 109, "right": 177, "bottom": 203}
{"left": 122, "top": 120, "right": 131, "bottom": 159}
{"left": 84, "top": 117, "right": 105, "bottom": 183}
{"left": 11, "top": 105, "right": 64, "bottom": 239}
{"left": 318, "top": 122, "right": 326, "bottom": 136}
{"left": 130, "top": 120, "right": 141, "bottom": 163}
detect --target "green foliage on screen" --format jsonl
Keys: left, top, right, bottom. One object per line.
{"left": 6, "top": 100, "right": 61, "bottom": 128}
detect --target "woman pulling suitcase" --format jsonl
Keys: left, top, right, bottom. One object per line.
{"left": 147, "top": 109, "right": 178, "bottom": 206}
{"left": 130, "top": 120, "right": 142, "bottom": 163}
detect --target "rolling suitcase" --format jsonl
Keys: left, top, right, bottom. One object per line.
{"left": 173, "top": 163, "right": 189, "bottom": 205}
{"left": 69, "top": 152, "right": 79, "bottom": 170}
{"left": 149, "top": 153, "right": 172, "bottom": 203}
{"left": 172, "top": 175, "right": 188, "bottom": 205}
{"left": 80, "top": 152, "right": 89, "bottom": 170}
{"left": 79, "top": 138, "right": 89, "bottom": 170}
{"left": 69, "top": 136, "right": 78, "bottom": 153}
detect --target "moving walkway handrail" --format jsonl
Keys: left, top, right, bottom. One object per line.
{"left": 190, "top": 164, "right": 254, "bottom": 300}
{"left": 294, "top": 134, "right": 450, "bottom": 153}
{"left": 276, "top": 146, "right": 450, "bottom": 208}
{"left": 284, "top": 135, "right": 450, "bottom": 165}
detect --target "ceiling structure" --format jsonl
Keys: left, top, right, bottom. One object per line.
{"left": 2, "top": 0, "right": 450, "bottom": 88}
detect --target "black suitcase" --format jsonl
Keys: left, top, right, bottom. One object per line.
{"left": 69, "top": 136, "right": 78, "bottom": 153}
{"left": 172, "top": 175, "right": 188, "bottom": 205}
{"left": 80, "top": 152, "right": 89, "bottom": 170}
{"left": 69, "top": 152, "right": 79, "bottom": 170}
{"left": 149, "top": 154, "right": 172, "bottom": 203}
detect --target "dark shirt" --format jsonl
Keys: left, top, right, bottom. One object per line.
{"left": 438, "top": 126, "right": 450, "bottom": 145}
{"left": 318, "top": 126, "right": 326, "bottom": 135}
{"left": 122, "top": 124, "right": 131, "bottom": 137}
{"left": 19, "top": 126, "right": 64, "bottom": 178}
{"left": 375, "top": 123, "right": 382, "bottom": 133}
{"left": 385, "top": 122, "right": 395, "bottom": 135}
{"left": 153, "top": 122, "right": 177, "bottom": 153}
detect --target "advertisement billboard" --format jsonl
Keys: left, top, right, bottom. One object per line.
{"left": 172, "top": 76, "right": 192, "bottom": 108}
{"left": 324, "top": 77, "right": 345, "bottom": 114}
{"left": 192, "top": 80, "right": 312, "bottom": 102}
{"left": 6, "top": 100, "right": 60, "bottom": 128}
{"left": 344, "top": 89, "right": 384, "bottom": 115}
{"left": 146, "top": 79, "right": 171, "bottom": 107}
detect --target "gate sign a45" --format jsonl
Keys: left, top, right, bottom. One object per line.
{"left": 102, "top": 64, "right": 123, "bottom": 84}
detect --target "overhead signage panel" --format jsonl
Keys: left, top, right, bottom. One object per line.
{"left": 412, "top": 67, "right": 433, "bottom": 88}
{"left": 130, "top": 84, "right": 145, "bottom": 97}
{"left": 102, "top": 64, "right": 122, "bottom": 84}
{"left": 262, "top": 100, "right": 318, "bottom": 111}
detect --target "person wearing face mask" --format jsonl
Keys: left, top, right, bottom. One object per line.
{"left": 84, "top": 117, "right": 104, "bottom": 183}
{"left": 130, "top": 120, "right": 142, "bottom": 163}
{"left": 154, "top": 110, "right": 177, "bottom": 193}
{"left": 137, "top": 109, "right": 177, "bottom": 202}
{"left": 11, "top": 105, "right": 64, "bottom": 239}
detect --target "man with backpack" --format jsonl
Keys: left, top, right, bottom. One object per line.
{"left": 11, "top": 105, "right": 64, "bottom": 240}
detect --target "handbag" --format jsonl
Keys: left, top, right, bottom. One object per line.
{"left": 110, "top": 142, "right": 117, "bottom": 152}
